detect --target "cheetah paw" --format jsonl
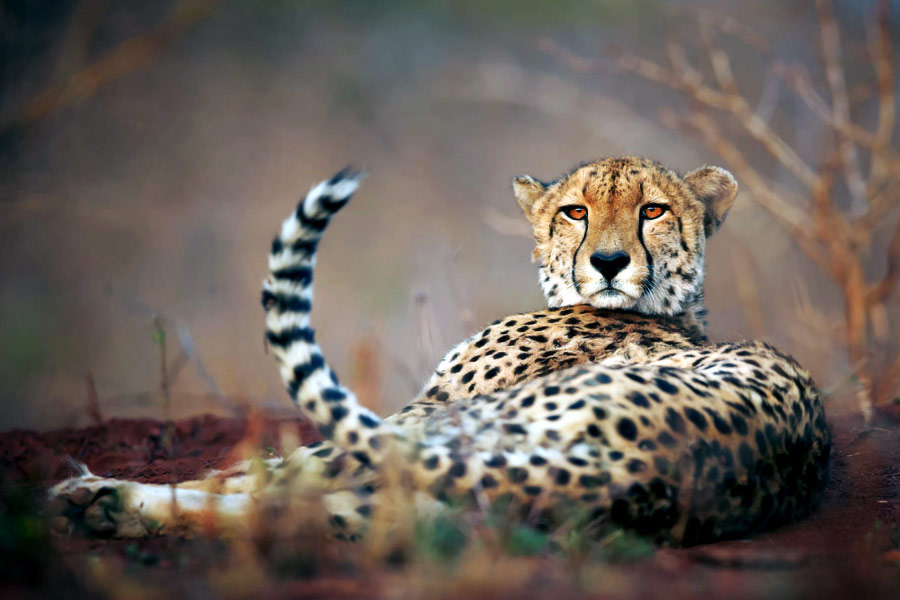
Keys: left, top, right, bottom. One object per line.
{"left": 48, "top": 467, "right": 149, "bottom": 537}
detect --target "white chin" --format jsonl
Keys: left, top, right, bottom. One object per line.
{"left": 587, "top": 289, "right": 637, "bottom": 310}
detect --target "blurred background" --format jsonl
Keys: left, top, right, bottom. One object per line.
{"left": 1, "top": 0, "right": 897, "bottom": 431}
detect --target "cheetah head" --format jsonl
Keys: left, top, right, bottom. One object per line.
{"left": 513, "top": 156, "right": 737, "bottom": 318}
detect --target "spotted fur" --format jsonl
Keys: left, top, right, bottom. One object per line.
{"left": 49, "top": 158, "right": 830, "bottom": 547}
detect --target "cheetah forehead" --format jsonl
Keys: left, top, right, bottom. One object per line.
{"left": 542, "top": 157, "right": 700, "bottom": 215}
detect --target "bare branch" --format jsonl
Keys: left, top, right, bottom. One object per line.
{"left": 867, "top": 215, "right": 900, "bottom": 306}
{"left": 613, "top": 43, "right": 821, "bottom": 189}
{"left": 754, "top": 66, "right": 782, "bottom": 124}
{"left": 659, "top": 108, "right": 827, "bottom": 267}
{"left": 867, "top": 0, "right": 895, "bottom": 183}
{"left": 858, "top": 176, "right": 900, "bottom": 231}
{"left": 773, "top": 61, "right": 900, "bottom": 180}
{"left": 816, "top": 0, "right": 867, "bottom": 214}
{"left": 683, "top": 7, "right": 773, "bottom": 57}
{"left": 695, "top": 31, "right": 819, "bottom": 188}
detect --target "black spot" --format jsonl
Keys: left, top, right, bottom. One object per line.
{"left": 665, "top": 408, "right": 685, "bottom": 433}
{"left": 503, "top": 424, "right": 527, "bottom": 435}
{"left": 351, "top": 451, "right": 371, "bottom": 466}
{"left": 529, "top": 455, "right": 548, "bottom": 466}
{"left": 544, "top": 385, "right": 560, "bottom": 396}
{"left": 627, "top": 459, "right": 646, "bottom": 473}
{"left": 481, "top": 474, "right": 499, "bottom": 488}
{"left": 553, "top": 469, "right": 571, "bottom": 485}
{"left": 423, "top": 455, "right": 440, "bottom": 470}
{"left": 629, "top": 392, "right": 650, "bottom": 408}
{"left": 739, "top": 442, "right": 755, "bottom": 469}
{"left": 587, "top": 424, "right": 602, "bottom": 437}
{"left": 617, "top": 418, "right": 638, "bottom": 441}
{"left": 711, "top": 414, "right": 732, "bottom": 435}
{"left": 579, "top": 475, "right": 606, "bottom": 488}
{"left": 755, "top": 430, "right": 768, "bottom": 454}
{"left": 524, "top": 485, "right": 543, "bottom": 496}
{"left": 449, "top": 462, "right": 467, "bottom": 478}
{"left": 684, "top": 407, "right": 708, "bottom": 430}
{"left": 655, "top": 378, "right": 679, "bottom": 394}
{"left": 729, "top": 414, "right": 749, "bottom": 436}
{"left": 625, "top": 372, "right": 646, "bottom": 384}
{"left": 329, "top": 514, "right": 348, "bottom": 529}
{"left": 330, "top": 405, "right": 349, "bottom": 422}
{"left": 485, "top": 455, "right": 507, "bottom": 468}
{"left": 485, "top": 367, "right": 500, "bottom": 379}
{"left": 359, "top": 413, "right": 379, "bottom": 428}
{"left": 520, "top": 395, "right": 536, "bottom": 407}
{"left": 322, "top": 387, "right": 347, "bottom": 402}
{"left": 637, "top": 439, "right": 657, "bottom": 452}
{"left": 461, "top": 371, "right": 475, "bottom": 384}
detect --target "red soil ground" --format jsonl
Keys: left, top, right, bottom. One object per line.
{"left": 1, "top": 410, "right": 898, "bottom": 599}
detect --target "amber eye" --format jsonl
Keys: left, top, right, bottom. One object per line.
{"left": 561, "top": 206, "right": 587, "bottom": 220}
{"left": 641, "top": 204, "right": 667, "bottom": 220}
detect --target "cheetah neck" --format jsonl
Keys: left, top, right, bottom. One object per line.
{"left": 674, "top": 291, "right": 709, "bottom": 340}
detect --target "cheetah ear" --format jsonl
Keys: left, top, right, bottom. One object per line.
{"left": 512, "top": 175, "right": 547, "bottom": 222}
{"left": 683, "top": 166, "right": 738, "bottom": 237}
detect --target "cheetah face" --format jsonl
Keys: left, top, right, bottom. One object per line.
{"left": 513, "top": 157, "right": 737, "bottom": 316}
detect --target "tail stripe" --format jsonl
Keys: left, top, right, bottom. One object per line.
{"left": 264, "top": 169, "right": 393, "bottom": 464}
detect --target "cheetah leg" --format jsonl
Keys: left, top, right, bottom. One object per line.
{"left": 48, "top": 463, "right": 374, "bottom": 538}
{"left": 48, "top": 468, "right": 254, "bottom": 537}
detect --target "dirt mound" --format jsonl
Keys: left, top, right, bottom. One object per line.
{"left": 0, "top": 414, "right": 320, "bottom": 486}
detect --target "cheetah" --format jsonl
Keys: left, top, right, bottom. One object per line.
{"left": 49, "top": 157, "right": 831, "bottom": 546}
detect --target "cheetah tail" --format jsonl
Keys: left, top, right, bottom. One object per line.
{"left": 262, "top": 168, "right": 386, "bottom": 464}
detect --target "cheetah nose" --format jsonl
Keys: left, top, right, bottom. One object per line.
{"left": 590, "top": 251, "right": 631, "bottom": 281}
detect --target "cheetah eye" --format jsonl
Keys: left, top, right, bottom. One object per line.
{"left": 641, "top": 204, "right": 667, "bottom": 220}
{"left": 561, "top": 205, "right": 587, "bottom": 220}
